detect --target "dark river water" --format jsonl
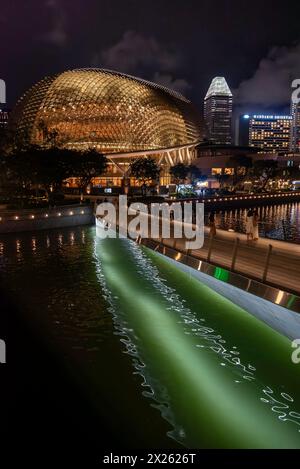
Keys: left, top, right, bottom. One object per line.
{"left": 211, "top": 202, "right": 300, "bottom": 243}
{"left": 1, "top": 225, "right": 300, "bottom": 448}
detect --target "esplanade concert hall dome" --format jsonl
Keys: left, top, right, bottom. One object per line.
{"left": 10, "top": 68, "right": 202, "bottom": 156}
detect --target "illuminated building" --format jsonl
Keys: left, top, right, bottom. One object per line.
{"left": 204, "top": 77, "right": 233, "bottom": 145}
{"left": 0, "top": 108, "right": 9, "bottom": 130}
{"left": 248, "top": 115, "right": 292, "bottom": 154}
{"left": 9, "top": 68, "right": 202, "bottom": 187}
{"left": 290, "top": 102, "right": 300, "bottom": 153}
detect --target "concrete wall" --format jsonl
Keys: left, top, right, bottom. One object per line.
{"left": 153, "top": 250, "right": 300, "bottom": 340}
{"left": 0, "top": 204, "right": 94, "bottom": 233}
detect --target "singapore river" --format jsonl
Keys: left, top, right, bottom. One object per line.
{"left": 2, "top": 225, "right": 300, "bottom": 449}
{"left": 212, "top": 202, "right": 300, "bottom": 243}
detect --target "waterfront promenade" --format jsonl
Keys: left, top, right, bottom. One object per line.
{"left": 123, "top": 210, "right": 300, "bottom": 296}
{"left": 162, "top": 226, "right": 300, "bottom": 295}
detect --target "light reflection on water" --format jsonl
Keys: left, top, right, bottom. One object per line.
{"left": 1, "top": 226, "right": 300, "bottom": 447}
{"left": 129, "top": 243, "right": 300, "bottom": 434}
{"left": 0, "top": 227, "right": 178, "bottom": 447}
{"left": 93, "top": 235, "right": 300, "bottom": 446}
{"left": 209, "top": 202, "right": 300, "bottom": 243}
{"left": 0, "top": 228, "right": 114, "bottom": 355}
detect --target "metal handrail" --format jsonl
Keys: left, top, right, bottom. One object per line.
{"left": 138, "top": 236, "right": 300, "bottom": 314}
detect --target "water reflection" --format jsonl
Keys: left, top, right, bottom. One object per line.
{"left": 0, "top": 228, "right": 113, "bottom": 353}
{"left": 1, "top": 226, "right": 300, "bottom": 448}
{"left": 210, "top": 202, "right": 300, "bottom": 243}
{"left": 93, "top": 235, "right": 300, "bottom": 447}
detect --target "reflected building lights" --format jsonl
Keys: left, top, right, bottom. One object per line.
{"left": 16, "top": 239, "right": 21, "bottom": 253}
{"left": 70, "top": 232, "right": 75, "bottom": 245}
{"left": 31, "top": 238, "right": 37, "bottom": 253}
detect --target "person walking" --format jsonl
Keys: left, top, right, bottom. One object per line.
{"left": 209, "top": 211, "right": 217, "bottom": 237}
{"left": 253, "top": 209, "right": 259, "bottom": 241}
{"left": 246, "top": 209, "right": 254, "bottom": 243}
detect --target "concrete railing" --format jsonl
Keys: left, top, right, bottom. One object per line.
{"left": 177, "top": 190, "right": 300, "bottom": 202}
{"left": 0, "top": 204, "right": 94, "bottom": 233}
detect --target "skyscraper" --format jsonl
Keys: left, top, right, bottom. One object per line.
{"left": 290, "top": 101, "right": 300, "bottom": 153}
{"left": 204, "top": 77, "right": 233, "bottom": 145}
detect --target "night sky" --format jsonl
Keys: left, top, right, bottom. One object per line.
{"left": 1, "top": 0, "right": 300, "bottom": 114}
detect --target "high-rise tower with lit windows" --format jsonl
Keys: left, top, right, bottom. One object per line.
{"left": 204, "top": 77, "right": 233, "bottom": 145}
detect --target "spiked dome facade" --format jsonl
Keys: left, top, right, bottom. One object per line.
{"left": 10, "top": 69, "right": 202, "bottom": 187}
{"left": 10, "top": 69, "right": 201, "bottom": 155}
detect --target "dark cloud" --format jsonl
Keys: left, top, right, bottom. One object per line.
{"left": 92, "top": 31, "right": 190, "bottom": 95}
{"left": 2, "top": 0, "right": 300, "bottom": 108}
{"left": 40, "top": 0, "right": 67, "bottom": 47}
{"left": 152, "top": 72, "right": 191, "bottom": 95}
{"left": 97, "top": 31, "right": 180, "bottom": 73}
{"left": 235, "top": 41, "right": 300, "bottom": 112}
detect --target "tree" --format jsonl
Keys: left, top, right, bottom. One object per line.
{"left": 169, "top": 163, "right": 189, "bottom": 189}
{"left": 71, "top": 148, "right": 108, "bottom": 199}
{"left": 4, "top": 146, "right": 75, "bottom": 203}
{"left": 0, "top": 127, "right": 22, "bottom": 156}
{"left": 130, "top": 157, "right": 160, "bottom": 196}
{"left": 216, "top": 172, "right": 230, "bottom": 190}
{"left": 187, "top": 164, "right": 207, "bottom": 188}
{"left": 251, "top": 160, "right": 279, "bottom": 190}
{"left": 284, "top": 165, "right": 300, "bottom": 181}
{"left": 228, "top": 154, "right": 252, "bottom": 188}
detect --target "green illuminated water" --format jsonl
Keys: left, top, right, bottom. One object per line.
{"left": 94, "top": 235, "right": 300, "bottom": 448}
{"left": 1, "top": 226, "right": 300, "bottom": 448}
